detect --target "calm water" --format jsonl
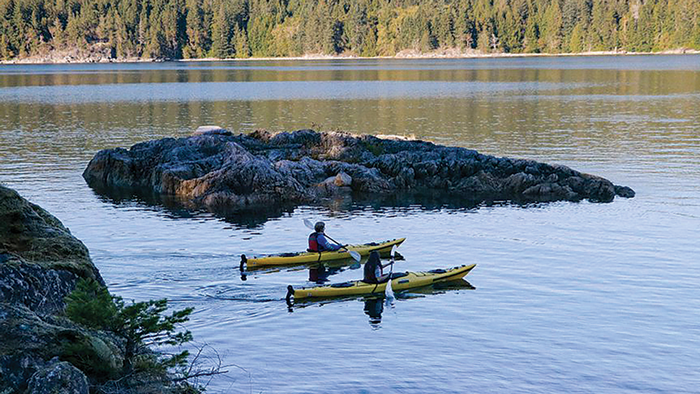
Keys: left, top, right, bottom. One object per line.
{"left": 1, "top": 56, "right": 700, "bottom": 393}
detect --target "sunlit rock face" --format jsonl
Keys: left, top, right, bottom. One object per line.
{"left": 83, "top": 129, "right": 635, "bottom": 213}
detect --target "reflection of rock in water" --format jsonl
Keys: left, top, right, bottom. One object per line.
{"left": 88, "top": 183, "right": 295, "bottom": 228}
{"left": 84, "top": 129, "right": 635, "bottom": 221}
{"left": 364, "top": 297, "right": 384, "bottom": 326}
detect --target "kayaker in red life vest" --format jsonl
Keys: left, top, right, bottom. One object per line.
{"left": 308, "top": 221, "right": 342, "bottom": 252}
{"left": 363, "top": 251, "right": 392, "bottom": 284}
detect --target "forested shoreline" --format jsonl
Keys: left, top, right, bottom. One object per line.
{"left": 1, "top": 0, "right": 699, "bottom": 62}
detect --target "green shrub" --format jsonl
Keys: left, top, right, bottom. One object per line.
{"left": 65, "top": 278, "right": 116, "bottom": 329}
{"left": 64, "top": 278, "right": 197, "bottom": 388}
{"left": 112, "top": 297, "right": 194, "bottom": 372}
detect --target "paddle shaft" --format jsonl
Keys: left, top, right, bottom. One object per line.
{"left": 323, "top": 233, "right": 348, "bottom": 251}
{"left": 319, "top": 233, "right": 361, "bottom": 262}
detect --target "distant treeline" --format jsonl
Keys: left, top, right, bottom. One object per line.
{"left": 1, "top": 0, "right": 699, "bottom": 60}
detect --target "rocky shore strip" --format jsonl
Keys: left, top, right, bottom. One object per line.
{"left": 0, "top": 185, "right": 190, "bottom": 394}
{"left": 83, "top": 129, "right": 634, "bottom": 213}
{"left": 3, "top": 47, "right": 699, "bottom": 65}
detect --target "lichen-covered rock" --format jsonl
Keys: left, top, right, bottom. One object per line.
{"left": 0, "top": 253, "right": 84, "bottom": 315}
{"left": 27, "top": 360, "right": 89, "bottom": 394}
{"left": 83, "top": 130, "right": 635, "bottom": 213}
{"left": 0, "top": 304, "right": 79, "bottom": 393}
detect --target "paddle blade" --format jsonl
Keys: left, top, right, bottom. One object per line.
{"left": 385, "top": 245, "right": 396, "bottom": 299}
{"left": 385, "top": 273, "right": 394, "bottom": 300}
{"left": 303, "top": 219, "right": 314, "bottom": 230}
{"left": 349, "top": 250, "right": 361, "bottom": 262}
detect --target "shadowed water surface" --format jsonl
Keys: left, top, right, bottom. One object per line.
{"left": 1, "top": 55, "right": 699, "bottom": 393}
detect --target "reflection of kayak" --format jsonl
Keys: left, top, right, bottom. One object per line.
{"left": 287, "top": 264, "right": 476, "bottom": 300}
{"left": 241, "top": 238, "right": 405, "bottom": 267}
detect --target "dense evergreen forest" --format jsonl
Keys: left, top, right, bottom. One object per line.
{"left": 1, "top": 0, "right": 699, "bottom": 61}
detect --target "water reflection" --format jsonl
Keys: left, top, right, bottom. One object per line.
{"left": 288, "top": 279, "right": 476, "bottom": 327}
{"left": 239, "top": 259, "right": 362, "bottom": 283}
{"left": 308, "top": 262, "right": 361, "bottom": 283}
{"left": 364, "top": 297, "right": 384, "bottom": 327}
{"left": 89, "top": 184, "right": 298, "bottom": 228}
{"left": 89, "top": 180, "right": 523, "bottom": 229}
{"left": 2, "top": 57, "right": 699, "bottom": 88}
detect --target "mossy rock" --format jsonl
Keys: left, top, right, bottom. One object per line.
{"left": 0, "top": 185, "right": 101, "bottom": 283}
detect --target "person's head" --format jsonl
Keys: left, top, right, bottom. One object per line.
{"left": 367, "top": 251, "right": 380, "bottom": 265}
{"left": 314, "top": 221, "right": 325, "bottom": 232}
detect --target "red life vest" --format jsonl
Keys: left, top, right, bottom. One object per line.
{"left": 308, "top": 232, "right": 320, "bottom": 252}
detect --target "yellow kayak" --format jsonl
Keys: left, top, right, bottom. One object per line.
{"left": 241, "top": 238, "right": 406, "bottom": 268}
{"left": 287, "top": 263, "right": 476, "bottom": 300}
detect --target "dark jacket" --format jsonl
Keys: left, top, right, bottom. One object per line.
{"left": 363, "top": 251, "right": 383, "bottom": 284}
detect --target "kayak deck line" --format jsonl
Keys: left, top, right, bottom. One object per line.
{"left": 240, "top": 238, "right": 406, "bottom": 269}
{"left": 286, "top": 263, "right": 476, "bottom": 301}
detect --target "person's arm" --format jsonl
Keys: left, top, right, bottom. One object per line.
{"left": 317, "top": 234, "right": 340, "bottom": 251}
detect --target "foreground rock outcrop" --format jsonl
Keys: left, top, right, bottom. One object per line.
{"left": 0, "top": 185, "right": 192, "bottom": 394}
{"left": 1, "top": 185, "right": 106, "bottom": 393}
{"left": 83, "top": 130, "right": 634, "bottom": 213}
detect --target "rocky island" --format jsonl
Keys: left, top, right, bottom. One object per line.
{"left": 83, "top": 129, "right": 634, "bottom": 214}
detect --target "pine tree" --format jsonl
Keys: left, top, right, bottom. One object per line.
{"left": 569, "top": 22, "right": 584, "bottom": 52}
{"left": 476, "top": 23, "right": 492, "bottom": 52}
{"left": 145, "top": 3, "right": 167, "bottom": 57}
{"left": 234, "top": 26, "right": 250, "bottom": 57}
{"left": 184, "top": 0, "right": 206, "bottom": 58}
{"left": 540, "top": 0, "right": 563, "bottom": 52}
{"left": 453, "top": 0, "right": 477, "bottom": 49}
{"left": 433, "top": 5, "right": 455, "bottom": 48}
{"left": 64, "top": 278, "right": 194, "bottom": 379}
{"left": 137, "top": 4, "right": 150, "bottom": 56}
{"left": 499, "top": 6, "right": 524, "bottom": 52}
{"left": 210, "top": 2, "right": 233, "bottom": 58}
{"left": 247, "top": 13, "right": 273, "bottom": 56}
{"left": 523, "top": 10, "right": 540, "bottom": 52}
{"left": 346, "top": 1, "right": 368, "bottom": 54}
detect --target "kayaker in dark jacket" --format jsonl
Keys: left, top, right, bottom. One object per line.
{"left": 308, "top": 221, "right": 341, "bottom": 252}
{"left": 363, "top": 251, "right": 392, "bottom": 284}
